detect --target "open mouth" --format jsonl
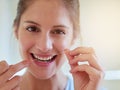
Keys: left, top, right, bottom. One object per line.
{"left": 31, "top": 53, "right": 57, "bottom": 63}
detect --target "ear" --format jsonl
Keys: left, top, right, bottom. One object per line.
{"left": 69, "top": 38, "right": 76, "bottom": 49}
{"left": 14, "top": 25, "right": 19, "bottom": 40}
{"left": 70, "top": 37, "right": 81, "bottom": 49}
{"left": 71, "top": 35, "right": 77, "bottom": 46}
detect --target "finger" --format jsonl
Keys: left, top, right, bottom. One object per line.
{"left": 0, "top": 60, "right": 29, "bottom": 84}
{"left": 69, "top": 54, "right": 102, "bottom": 70}
{"left": 69, "top": 47, "right": 95, "bottom": 56}
{"left": 70, "top": 64, "right": 104, "bottom": 81}
{"left": 1, "top": 76, "right": 22, "bottom": 90}
{"left": 0, "top": 60, "right": 9, "bottom": 75}
{"left": 12, "top": 85, "right": 20, "bottom": 90}
{"left": 64, "top": 49, "right": 73, "bottom": 60}
{"left": 66, "top": 47, "right": 103, "bottom": 71}
{"left": 64, "top": 49, "right": 77, "bottom": 68}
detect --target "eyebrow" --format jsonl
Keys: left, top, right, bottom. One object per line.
{"left": 24, "top": 21, "right": 41, "bottom": 26}
{"left": 24, "top": 20, "right": 69, "bottom": 29}
{"left": 53, "top": 25, "right": 69, "bottom": 29}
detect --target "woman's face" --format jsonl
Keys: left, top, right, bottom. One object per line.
{"left": 16, "top": 0, "right": 73, "bottom": 79}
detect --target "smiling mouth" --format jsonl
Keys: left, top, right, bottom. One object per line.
{"left": 31, "top": 53, "right": 57, "bottom": 62}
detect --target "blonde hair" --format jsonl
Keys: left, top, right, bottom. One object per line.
{"left": 14, "top": 0, "right": 80, "bottom": 39}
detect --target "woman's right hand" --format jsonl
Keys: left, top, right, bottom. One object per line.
{"left": 0, "top": 60, "right": 29, "bottom": 90}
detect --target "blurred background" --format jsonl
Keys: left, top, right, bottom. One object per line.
{"left": 0, "top": 0, "right": 120, "bottom": 90}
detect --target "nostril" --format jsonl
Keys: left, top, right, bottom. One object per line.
{"left": 36, "top": 36, "right": 53, "bottom": 52}
{"left": 35, "top": 42, "right": 53, "bottom": 52}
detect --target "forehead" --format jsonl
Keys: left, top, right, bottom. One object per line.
{"left": 31, "top": 0, "right": 65, "bottom": 15}
{"left": 23, "top": 0, "right": 67, "bottom": 16}
{"left": 20, "top": 0, "right": 72, "bottom": 27}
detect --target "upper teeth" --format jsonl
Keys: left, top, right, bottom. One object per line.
{"left": 34, "top": 54, "right": 53, "bottom": 61}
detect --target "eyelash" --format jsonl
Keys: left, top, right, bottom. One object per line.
{"left": 52, "top": 29, "right": 66, "bottom": 35}
{"left": 25, "top": 26, "right": 65, "bottom": 35}
{"left": 26, "top": 26, "right": 39, "bottom": 32}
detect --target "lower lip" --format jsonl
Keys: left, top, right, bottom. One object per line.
{"left": 33, "top": 58, "right": 55, "bottom": 67}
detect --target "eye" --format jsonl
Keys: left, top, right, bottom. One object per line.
{"left": 26, "top": 26, "right": 39, "bottom": 32}
{"left": 52, "top": 29, "right": 65, "bottom": 35}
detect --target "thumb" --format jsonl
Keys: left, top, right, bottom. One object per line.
{"left": 64, "top": 49, "right": 77, "bottom": 69}
{"left": 64, "top": 49, "right": 73, "bottom": 61}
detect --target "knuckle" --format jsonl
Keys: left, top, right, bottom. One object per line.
{"left": 3, "top": 66, "right": 18, "bottom": 79}
{"left": 82, "top": 64, "right": 89, "bottom": 69}
{"left": 89, "top": 53, "right": 96, "bottom": 60}
{"left": 0, "top": 83, "right": 10, "bottom": 90}
{"left": 9, "top": 66, "right": 18, "bottom": 73}
{"left": 13, "top": 86, "right": 20, "bottom": 90}
{"left": 0, "top": 60, "right": 9, "bottom": 69}
{"left": 76, "top": 47, "right": 82, "bottom": 51}
{"left": 88, "top": 53, "right": 93, "bottom": 58}
{"left": 1, "top": 76, "right": 22, "bottom": 90}
{"left": 88, "top": 47, "right": 95, "bottom": 53}
{"left": 0, "top": 87, "right": 6, "bottom": 90}
{"left": 95, "top": 71, "right": 104, "bottom": 80}
{"left": 14, "top": 76, "right": 22, "bottom": 81}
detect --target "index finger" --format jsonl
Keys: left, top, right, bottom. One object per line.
{"left": 69, "top": 47, "right": 95, "bottom": 56}
{"left": 0, "top": 60, "right": 30, "bottom": 84}
{"left": 65, "top": 47, "right": 103, "bottom": 71}
{"left": 0, "top": 61, "right": 9, "bottom": 75}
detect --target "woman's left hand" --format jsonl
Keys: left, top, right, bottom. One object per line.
{"left": 65, "top": 47, "right": 104, "bottom": 90}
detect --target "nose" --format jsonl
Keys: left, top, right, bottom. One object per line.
{"left": 35, "top": 33, "right": 53, "bottom": 52}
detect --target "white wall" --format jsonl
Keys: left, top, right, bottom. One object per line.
{"left": 0, "top": 0, "right": 19, "bottom": 64}
{"left": 0, "top": 0, "right": 12, "bottom": 62}
{"left": 80, "top": 0, "right": 120, "bottom": 70}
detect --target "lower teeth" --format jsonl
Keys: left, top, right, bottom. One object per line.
{"left": 36, "top": 59, "right": 51, "bottom": 62}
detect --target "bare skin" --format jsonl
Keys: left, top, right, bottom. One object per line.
{"left": 65, "top": 47, "right": 104, "bottom": 90}
{"left": 20, "top": 70, "right": 67, "bottom": 90}
{"left": 0, "top": 47, "right": 104, "bottom": 90}
{"left": 0, "top": 60, "right": 29, "bottom": 90}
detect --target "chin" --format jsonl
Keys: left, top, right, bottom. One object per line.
{"left": 27, "top": 65, "right": 57, "bottom": 80}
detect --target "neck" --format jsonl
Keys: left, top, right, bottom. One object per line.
{"left": 20, "top": 70, "right": 67, "bottom": 90}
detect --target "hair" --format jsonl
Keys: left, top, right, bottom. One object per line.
{"left": 14, "top": 0, "right": 80, "bottom": 40}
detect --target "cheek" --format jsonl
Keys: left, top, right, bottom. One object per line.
{"left": 53, "top": 37, "right": 72, "bottom": 52}
{"left": 19, "top": 39, "right": 28, "bottom": 51}
{"left": 18, "top": 35, "right": 33, "bottom": 59}
{"left": 18, "top": 29, "right": 33, "bottom": 51}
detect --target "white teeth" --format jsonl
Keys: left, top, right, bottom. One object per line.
{"left": 33, "top": 54, "right": 53, "bottom": 61}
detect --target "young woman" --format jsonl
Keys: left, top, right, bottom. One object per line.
{"left": 0, "top": 0, "right": 104, "bottom": 90}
